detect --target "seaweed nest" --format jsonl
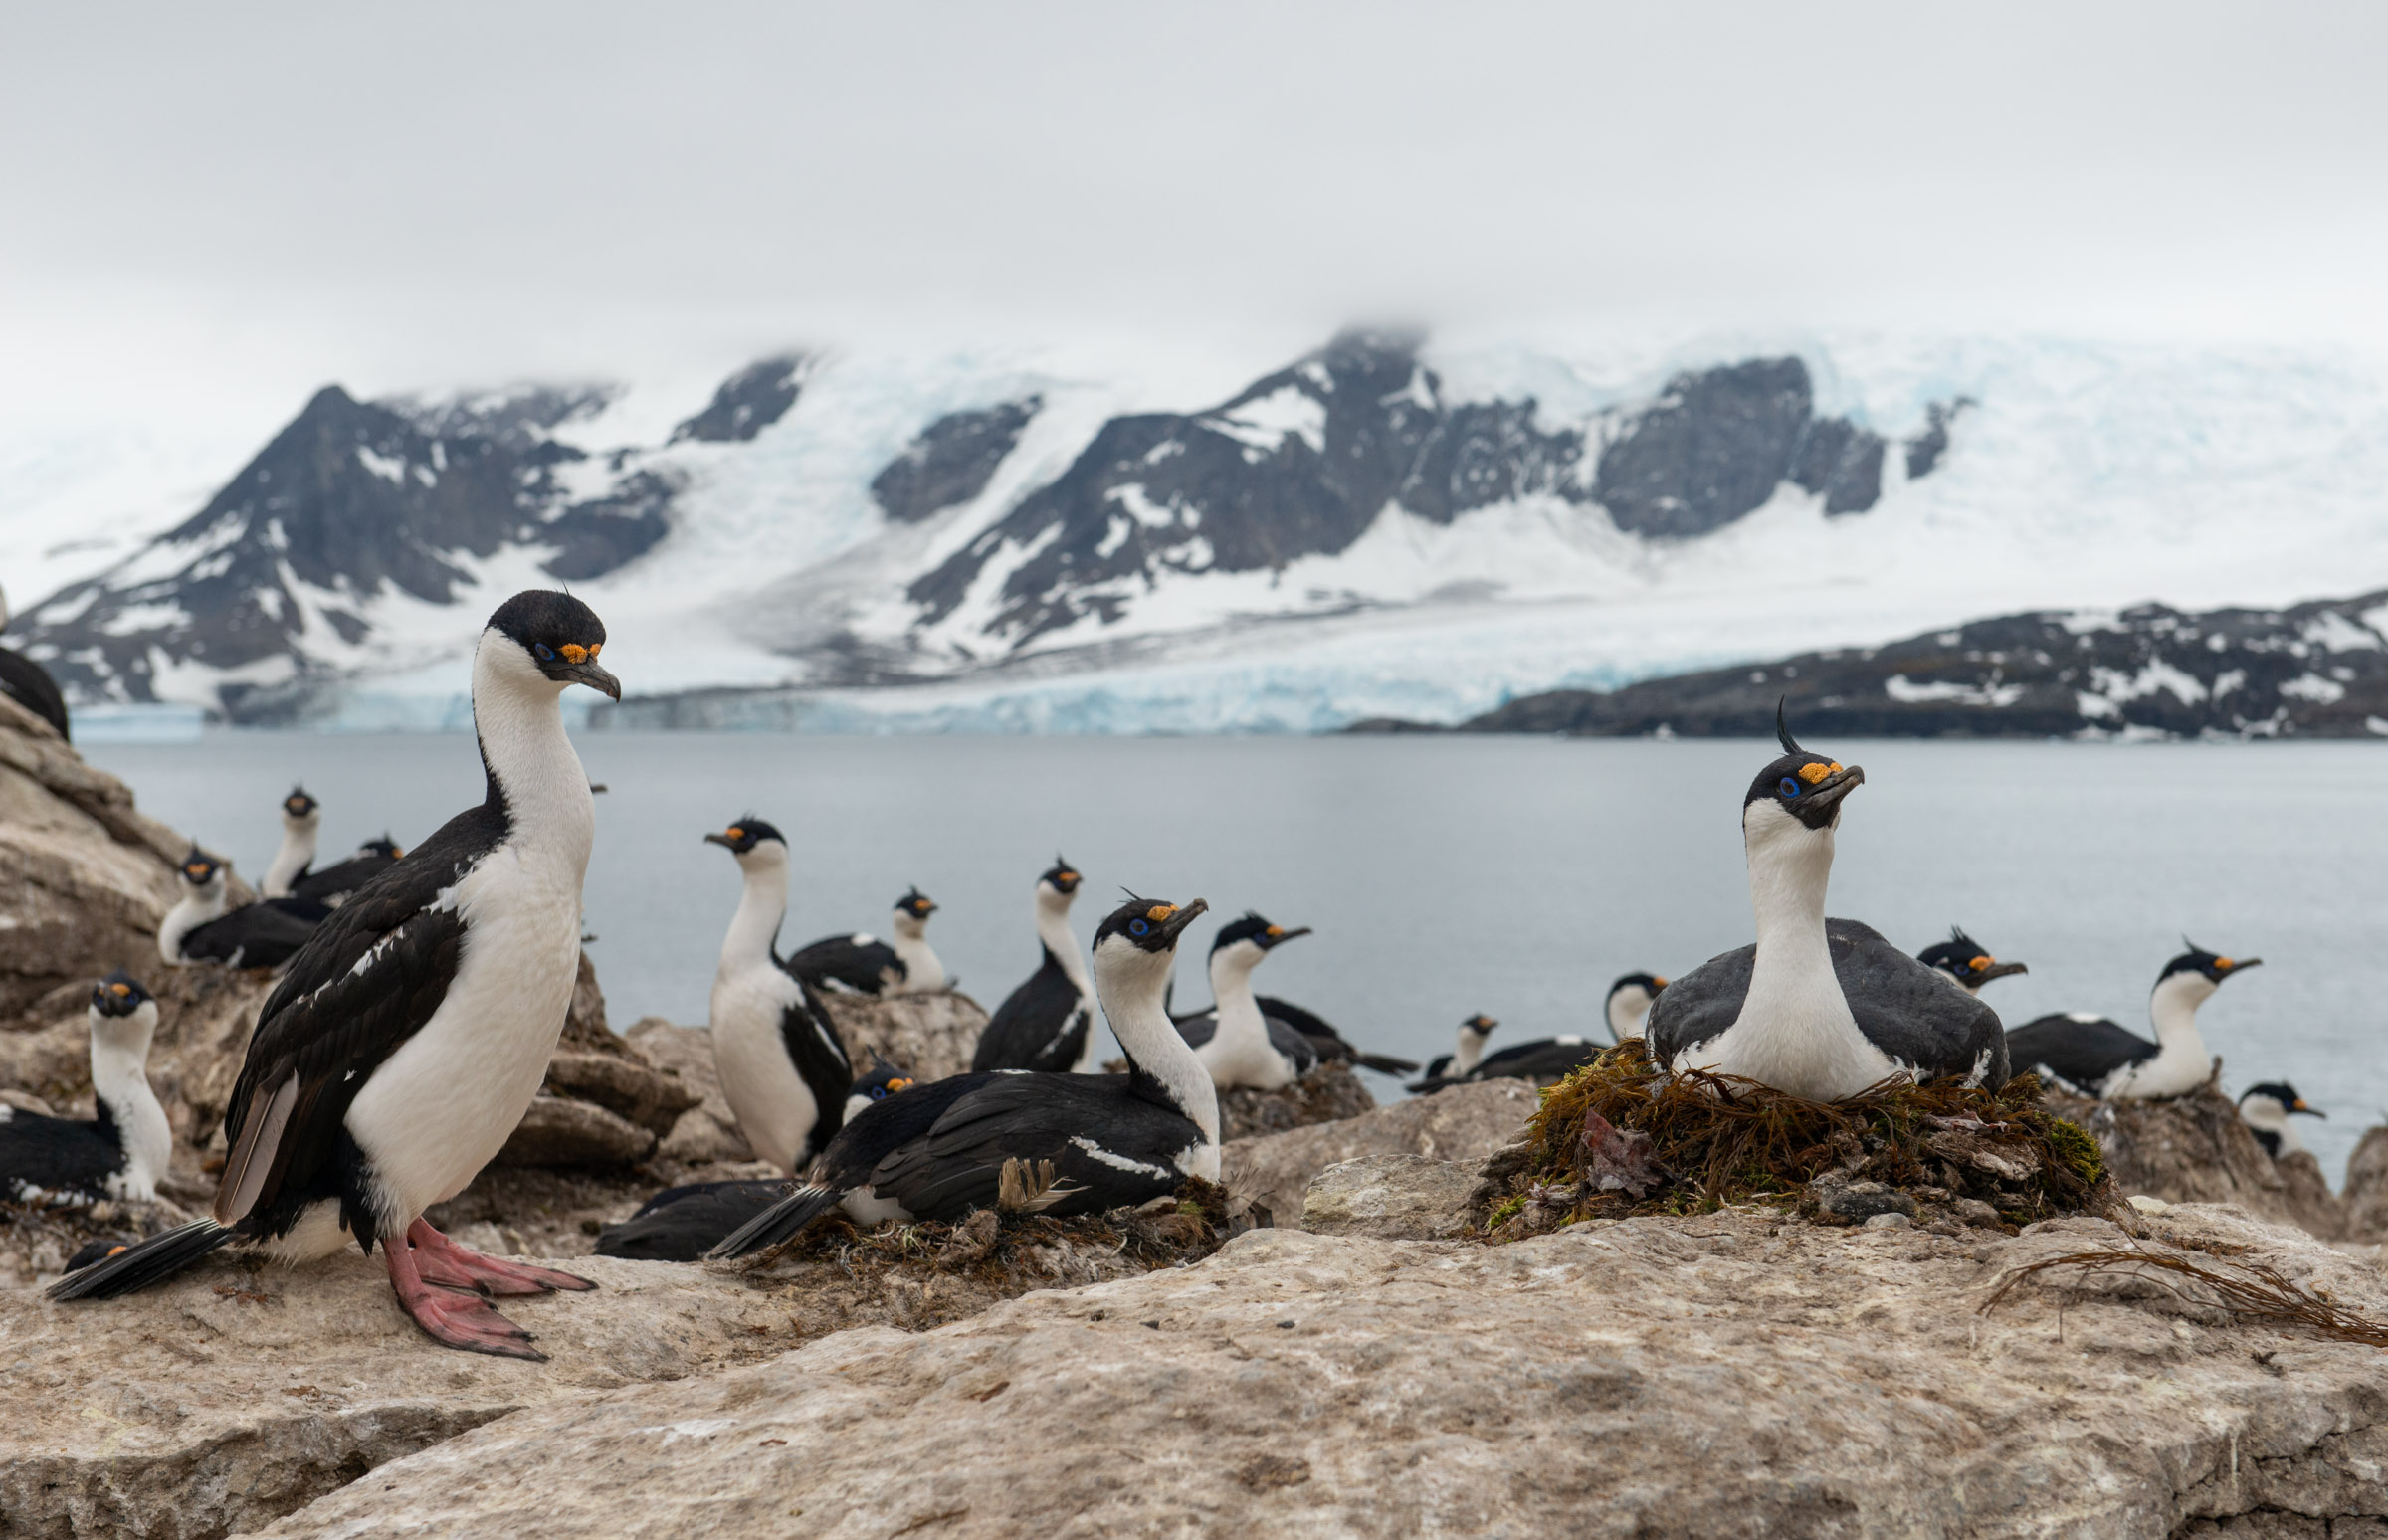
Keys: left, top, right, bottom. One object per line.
{"left": 1474, "top": 1040, "right": 2119, "bottom": 1242}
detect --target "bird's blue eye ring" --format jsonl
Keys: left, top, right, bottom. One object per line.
{"left": 1778, "top": 777, "right": 1800, "bottom": 798}
{"left": 869, "top": 1086, "right": 888, "bottom": 1099}
{"left": 534, "top": 643, "right": 556, "bottom": 662}
{"left": 1129, "top": 918, "right": 1150, "bottom": 936}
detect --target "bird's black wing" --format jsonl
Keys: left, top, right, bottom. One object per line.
{"left": 0, "top": 1108, "right": 121, "bottom": 1205}
{"left": 788, "top": 934, "right": 902, "bottom": 995}
{"left": 1646, "top": 945, "right": 1754, "bottom": 1063}
{"left": 0, "top": 647, "right": 69, "bottom": 740}
{"left": 1827, "top": 921, "right": 2010, "bottom": 1085}
{"left": 778, "top": 975, "right": 854, "bottom": 1158}
{"left": 1471, "top": 1037, "right": 1600, "bottom": 1082}
{"left": 973, "top": 952, "right": 1091, "bottom": 1072}
{"left": 179, "top": 903, "right": 322, "bottom": 969}
{"left": 597, "top": 1179, "right": 788, "bottom": 1261}
{"left": 2004, "top": 1014, "right": 2157, "bottom": 1095}
{"left": 870, "top": 1074, "right": 1195, "bottom": 1222}
{"left": 292, "top": 851, "right": 400, "bottom": 907}
{"left": 1172, "top": 1012, "right": 1218, "bottom": 1050}
{"left": 214, "top": 800, "right": 504, "bottom": 1243}
{"left": 1250, "top": 994, "right": 1409, "bottom": 1070}
{"left": 1264, "top": 1014, "right": 1320, "bottom": 1072}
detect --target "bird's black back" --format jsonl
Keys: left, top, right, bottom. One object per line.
{"left": 973, "top": 948, "right": 1090, "bottom": 1072}
{"left": 2004, "top": 1014, "right": 2158, "bottom": 1096}
{"left": 597, "top": 1179, "right": 788, "bottom": 1261}
{"left": 1171, "top": 1009, "right": 1320, "bottom": 1073}
{"left": 0, "top": 1105, "right": 123, "bottom": 1204}
{"left": 789, "top": 934, "right": 903, "bottom": 995}
{"left": 1470, "top": 1037, "right": 1600, "bottom": 1083}
{"left": 179, "top": 901, "right": 321, "bottom": 969}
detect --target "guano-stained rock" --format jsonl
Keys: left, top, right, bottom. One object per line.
{"left": 1221, "top": 1076, "right": 1536, "bottom": 1226}
{"left": 2049, "top": 1083, "right": 2345, "bottom": 1240}
{"left": 1298, "top": 1154, "right": 1477, "bottom": 1240}
{"left": 253, "top": 1203, "right": 2388, "bottom": 1539}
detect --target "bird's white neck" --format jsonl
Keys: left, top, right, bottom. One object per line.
{"left": 1607, "top": 989, "right": 1651, "bottom": 1042}
{"left": 472, "top": 634, "right": 595, "bottom": 882}
{"left": 91, "top": 1006, "right": 170, "bottom": 1199}
{"left": 720, "top": 851, "right": 790, "bottom": 980}
{"left": 1035, "top": 890, "right": 1093, "bottom": 998}
{"left": 1451, "top": 1030, "right": 1487, "bottom": 1076}
{"left": 1207, "top": 948, "right": 1270, "bottom": 1054}
{"left": 1718, "top": 815, "right": 1886, "bottom": 1099}
{"left": 1096, "top": 952, "right": 1220, "bottom": 1171}
{"left": 2122, "top": 972, "right": 2215, "bottom": 1092}
{"left": 158, "top": 879, "right": 227, "bottom": 963}
{"left": 890, "top": 914, "right": 943, "bottom": 992}
{"left": 2241, "top": 1097, "right": 2304, "bottom": 1156}
{"left": 263, "top": 819, "right": 317, "bottom": 897}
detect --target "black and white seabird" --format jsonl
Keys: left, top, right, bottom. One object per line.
{"left": 593, "top": 1062, "right": 917, "bottom": 1263}
{"left": 1601, "top": 972, "right": 1670, "bottom": 1044}
{"left": 2238, "top": 1081, "right": 2323, "bottom": 1159}
{"left": 1916, "top": 929, "right": 2029, "bottom": 996}
{"left": 708, "top": 894, "right": 1221, "bottom": 1259}
{"left": 1172, "top": 912, "right": 1319, "bottom": 1090}
{"left": 701, "top": 818, "right": 854, "bottom": 1175}
{"left": 53, "top": 590, "right": 621, "bottom": 1360}
{"left": 1646, "top": 708, "right": 2009, "bottom": 1099}
{"left": 972, "top": 857, "right": 1100, "bottom": 1073}
{"left": 157, "top": 848, "right": 322, "bottom": 968}
{"left": 1409, "top": 1014, "right": 1500, "bottom": 1091}
{"left": 0, "top": 584, "right": 70, "bottom": 741}
{"left": 1, "top": 973, "right": 172, "bottom": 1208}
{"left": 790, "top": 888, "right": 944, "bottom": 996}
{"left": 262, "top": 788, "right": 322, "bottom": 899}
{"left": 294, "top": 835, "right": 405, "bottom": 910}
{"left": 2005, "top": 945, "right": 2259, "bottom": 1100}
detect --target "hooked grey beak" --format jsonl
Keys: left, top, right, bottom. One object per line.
{"left": 1802, "top": 763, "right": 1866, "bottom": 811}
{"left": 1159, "top": 898, "right": 1210, "bottom": 944}
{"left": 702, "top": 831, "right": 734, "bottom": 849}
{"left": 2294, "top": 1100, "right": 2325, "bottom": 1118}
{"left": 1978, "top": 961, "right": 2029, "bottom": 983}
{"left": 561, "top": 660, "right": 621, "bottom": 700}
{"left": 1262, "top": 925, "right": 1313, "bottom": 949}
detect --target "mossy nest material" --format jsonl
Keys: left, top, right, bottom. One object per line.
{"left": 1475, "top": 1040, "right": 2118, "bottom": 1242}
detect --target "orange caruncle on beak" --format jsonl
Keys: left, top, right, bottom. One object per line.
{"left": 1146, "top": 904, "right": 1177, "bottom": 922}
{"left": 559, "top": 643, "right": 590, "bottom": 664}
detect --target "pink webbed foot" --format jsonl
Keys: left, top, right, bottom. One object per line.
{"left": 384, "top": 1235, "right": 545, "bottom": 1360}
{"left": 404, "top": 1218, "right": 598, "bottom": 1297}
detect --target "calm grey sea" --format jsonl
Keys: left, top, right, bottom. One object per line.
{"left": 82, "top": 731, "right": 2388, "bottom": 1183}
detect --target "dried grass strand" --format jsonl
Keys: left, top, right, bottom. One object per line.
{"left": 1980, "top": 1245, "right": 2388, "bottom": 1349}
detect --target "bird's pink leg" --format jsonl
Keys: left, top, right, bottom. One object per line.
{"left": 403, "top": 1218, "right": 597, "bottom": 1297}
{"left": 383, "top": 1233, "right": 546, "bottom": 1360}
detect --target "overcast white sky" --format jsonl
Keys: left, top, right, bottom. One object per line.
{"left": 5, "top": 2, "right": 2385, "bottom": 431}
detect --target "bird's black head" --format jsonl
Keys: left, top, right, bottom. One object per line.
{"left": 1093, "top": 894, "right": 1209, "bottom": 954}
{"left": 1743, "top": 702, "right": 1864, "bottom": 833}
{"left": 2240, "top": 1081, "right": 2321, "bottom": 1118}
{"left": 852, "top": 1061, "right": 917, "bottom": 1102}
{"left": 1918, "top": 927, "right": 2029, "bottom": 988}
{"left": 282, "top": 786, "right": 319, "bottom": 820}
{"left": 703, "top": 817, "right": 785, "bottom": 855}
{"left": 91, "top": 970, "right": 152, "bottom": 1018}
{"left": 1460, "top": 1013, "right": 1499, "bottom": 1038}
{"left": 1608, "top": 972, "right": 1667, "bottom": 1001}
{"left": 2160, "top": 942, "right": 2260, "bottom": 987}
{"left": 178, "top": 846, "right": 225, "bottom": 887}
{"left": 361, "top": 835, "right": 404, "bottom": 859}
{"left": 486, "top": 590, "right": 620, "bottom": 700}
{"left": 1040, "top": 856, "right": 1082, "bottom": 895}
{"left": 1211, "top": 910, "right": 1312, "bottom": 955}
{"left": 896, "top": 887, "right": 937, "bottom": 920}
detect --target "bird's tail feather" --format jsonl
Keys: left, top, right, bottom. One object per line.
{"left": 1356, "top": 1052, "right": 1421, "bottom": 1075}
{"left": 47, "top": 1220, "right": 234, "bottom": 1300}
{"left": 705, "top": 1186, "right": 845, "bottom": 1260}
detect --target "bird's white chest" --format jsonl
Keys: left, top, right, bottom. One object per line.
{"left": 1680, "top": 967, "right": 1901, "bottom": 1102}
{"left": 1196, "top": 999, "right": 1295, "bottom": 1091}
{"left": 345, "top": 845, "right": 586, "bottom": 1221}
{"left": 710, "top": 966, "right": 821, "bottom": 1175}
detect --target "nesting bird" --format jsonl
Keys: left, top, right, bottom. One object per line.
{"left": 2006, "top": 945, "right": 2259, "bottom": 1100}
{"left": 54, "top": 590, "right": 622, "bottom": 1360}
{"left": 1602, "top": 972, "right": 1669, "bottom": 1043}
{"left": 1646, "top": 707, "right": 2008, "bottom": 1099}
{"left": 1410, "top": 1014, "right": 1500, "bottom": 1091}
{"left": 2238, "top": 1082, "right": 2323, "bottom": 1159}
{"left": 791, "top": 889, "right": 944, "bottom": 996}
{"left": 710, "top": 894, "right": 1220, "bottom": 1259}
{"left": 262, "top": 787, "right": 322, "bottom": 899}
{"left": 157, "top": 849, "right": 320, "bottom": 969}
{"left": 973, "top": 857, "right": 1099, "bottom": 1072}
{"left": 1, "top": 973, "right": 171, "bottom": 1208}
{"left": 1173, "top": 912, "right": 1319, "bottom": 1090}
{"left": 1916, "top": 929, "right": 2028, "bottom": 996}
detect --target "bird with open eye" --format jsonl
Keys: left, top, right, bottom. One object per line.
{"left": 788, "top": 887, "right": 945, "bottom": 997}
{"left": 975, "top": 856, "right": 1101, "bottom": 1072}
{"left": 1916, "top": 929, "right": 2028, "bottom": 997}
{"left": 1645, "top": 702, "right": 2010, "bottom": 1101}
{"left": 709, "top": 893, "right": 1224, "bottom": 1259}
{"left": 2007, "top": 942, "right": 2261, "bottom": 1100}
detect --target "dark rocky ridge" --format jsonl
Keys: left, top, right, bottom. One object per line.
{"left": 669, "top": 354, "right": 809, "bottom": 443}
{"left": 1438, "top": 590, "right": 2388, "bottom": 739}
{"left": 909, "top": 334, "right": 1959, "bottom": 649}
{"left": 872, "top": 397, "right": 1041, "bottom": 522}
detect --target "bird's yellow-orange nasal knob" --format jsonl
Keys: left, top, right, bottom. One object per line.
{"left": 2216, "top": 957, "right": 2235, "bottom": 970}
{"left": 559, "top": 643, "right": 595, "bottom": 664}
{"left": 1796, "top": 760, "right": 1846, "bottom": 785}
{"left": 1146, "top": 904, "right": 1177, "bottom": 923}
{"left": 888, "top": 1078, "right": 913, "bottom": 1093}
{"left": 110, "top": 982, "right": 130, "bottom": 995}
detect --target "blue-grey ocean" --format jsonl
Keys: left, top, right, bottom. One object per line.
{"left": 83, "top": 731, "right": 2388, "bottom": 1184}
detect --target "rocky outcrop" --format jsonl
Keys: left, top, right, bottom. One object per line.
{"left": 1299, "top": 1154, "right": 1477, "bottom": 1240}
{"left": 2338, "top": 1126, "right": 2388, "bottom": 1243}
{"left": 2049, "top": 1083, "right": 2345, "bottom": 1239}
{"left": 1, "top": 1253, "right": 796, "bottom": 1540}
{"left": 871, "top": 398, "right": 1041, "bottom": 522}
{"left": 670, "top": 355, "right": 808, "bottom": 444}
{"left": 1453, "top": 588, "right": 2388, "bottom": 740}
{"left": 1215, "top": 1061, "right": 1375, "bottom": 1141}
{"left": 623, "top": 1018, "right": 755, "bottom": 1165}
{"left": 1221, "top": 1076, "right": 1536, "bottom": 1226}
{"left": 251, "top": 1202, "right": 2388, "bottom": 1539}
{"left": 818, "top": 988, "right": 987, "bottom": 1084}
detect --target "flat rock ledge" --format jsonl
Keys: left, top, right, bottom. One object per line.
{"left": 1221, "top": 1076, "right": 1537, "bottom": 1226}
{"left": 251, "top": 1201, "right": 2388, "bottom": 1539}
{"left": 0, "top": 1254, "right": 792, "bottom": 1540}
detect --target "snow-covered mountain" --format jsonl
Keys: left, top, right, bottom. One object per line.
{"left": 11, "top": 330, "right": 2388, "bottom": 732}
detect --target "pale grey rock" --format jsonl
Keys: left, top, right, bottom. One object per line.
{"left": 1222, "top": 1076, "right": 1536, "bottom": 1226}
{"left": 1299, "top": 1154, "right": 1476, "bottom": 1240}
{"left": 256, "top": 1203, "right": 2388, "bottom": 1539}
{"left": 2049, "top": 1082, "right": 2345, "bottom": 1240}
{"left": 1, "top": 1253, "right": 794, "bottom": 1540}
{"left": 819, "top": 988, "right": 987, "bottom": 1084}
{"left": 2337, "top": 1126, "right": 2388, "bottom": 1244}
{"left": 494, "top": 1093, "right": 657, "bottom": 1168}
{"left": 1215, "top": 1060, "right": 1375, "bottom": 1141}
